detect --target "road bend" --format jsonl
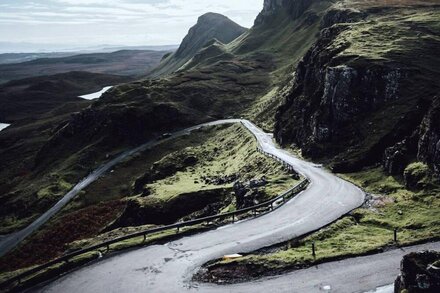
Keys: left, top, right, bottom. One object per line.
{"left": 32, "top": 120, "right": 370, "bottom": 292}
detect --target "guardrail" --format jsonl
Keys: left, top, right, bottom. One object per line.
{"left": 0, "top": 178, "right": 309, "bottom": 291}
{"left": 1, "top": 122, "right": 308, "bottom": 291}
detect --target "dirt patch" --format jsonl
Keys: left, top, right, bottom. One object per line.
{"left": 0, "top": 200, "right": 125, "bottom": 272}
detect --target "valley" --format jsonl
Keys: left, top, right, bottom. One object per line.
{"left": 0, "top": 0, "right": 439, "bottom": 292}
{"left": 0, "top": 50, "right": 170, "bottom": 84}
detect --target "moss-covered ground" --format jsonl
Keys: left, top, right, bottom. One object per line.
{"left": 199, "top": 166, "right": 440, "bottom": 283}
{"left": 0, "top": 123, "right": 298, "bottom": 283}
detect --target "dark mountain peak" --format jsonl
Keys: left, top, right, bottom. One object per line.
{"left": 150, "top": 13, "right": 246, "bottom": 77}
{"left": 197, "top": 12, "right": 230, "bottom": 22}
{"left": 255, "top": 0, "right": 317, "bottom": 25}
{"left": 174, "top": 13, "right": 246, "bottom": 58}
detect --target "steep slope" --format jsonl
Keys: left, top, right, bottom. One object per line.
{"left": 32, "top": 0, "right": 334, "bottom": 177}
{"left": 1, "top": 1, "right": 440, "bottom": 288}
{"left": 0, "top": 0, "right": 334, "bottom": 240}
{"left": 275, "top": 0, "right": 440, "bottom": 176}
{"left": 150, "top": 13, "right": 247, "bottom": 77}
{"left": 0, "top": 72, "right": 130, "bottom": 233}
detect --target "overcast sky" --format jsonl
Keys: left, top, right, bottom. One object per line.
{"left": 0, "top": 0, "right": 264, "bottom": 52}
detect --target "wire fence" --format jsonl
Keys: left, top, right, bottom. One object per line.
{"left": 1, "top": 122, "right": 309, "bottom": 291}
{"left": 0, "top": 178, "right": 309, "bottom": 291}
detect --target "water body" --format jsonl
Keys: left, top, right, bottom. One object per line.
{"left": 79, "top": 86, "right": 112, "bottom": 100}
{"left": 0, "top": 123, "right": 10, "bottom": 131}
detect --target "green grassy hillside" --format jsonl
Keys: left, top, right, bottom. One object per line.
{"left": 198, "top": 165, "right": 440, "bottom": 283}
{"left": 0, "top": 71, "right": 130, "bottom": 121}
{"left": 2, "top": 0, "right": 439, "bottom": 285}
{"left": 0, "top": 1, "right": 334, "bottom": 234}
{"left": 0, "top": 124, "right": 297, "bottom": 276}
{"left": 275, "top": 0, "right": 440, "bottom": 175}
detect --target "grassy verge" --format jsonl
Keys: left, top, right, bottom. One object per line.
{"left": 0, "top": 123, "right": 298, "bottom": 286}
{"left": 198, "top": 166, "right": 440, "bottom": 283}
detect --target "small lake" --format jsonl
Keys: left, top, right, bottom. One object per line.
{"left": 79, "top": 86, "right": 112, "bottom": 100}
{"left": 0, "top": 123, "right": 10, "bottom": 132}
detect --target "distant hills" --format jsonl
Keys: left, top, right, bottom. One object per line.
{"left": 0, "top": 50, "right": 171, "bottom": 84}
{"left": 0, "top": 53, "right": 77, "bottom": 65}
{"left": 0, "top": 71, "right": 130, "bottom": 122}
{"left": 0, "top": 42, "right": 179, "bottom": 55}
{"left": 0, "top": 45, "right": 179, "bottom": 65}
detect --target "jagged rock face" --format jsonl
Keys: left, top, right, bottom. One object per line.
{"left": 255, "top": 0, "right": 317, "bottom": 25}
{"left": 275, "top": 5, "right": 440, "bottom": 174}
{"left": 320, "top": 7, "right": 366, "bottom": 28}
{"left": 384, "top": 98, "right": 440, "bottom": 177}
{"left": 394, "top": 251, "right": 440, "bottom": 293}
{"left": 383, "top": 140, "right": 411, "bottom": 175}
{"left": 418, "top": 97, "right": 440, "bottom": 175}
{"left": 383, "top": 131, "right": 420, "bottom": 176}
{"left": 275, "top": 23, "right": 408, "bottom": 164}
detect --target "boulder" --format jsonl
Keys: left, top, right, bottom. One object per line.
{"left": 394, "top": 251, "right": 440, "bottom": 293}
{"left": 403, "top": 162, "right": 430, "bottom": 190}
{"left": 383, "top": 140, "right": 411, "bottom": 175}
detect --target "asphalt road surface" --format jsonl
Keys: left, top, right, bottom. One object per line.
{"left": 33, "top": 120, "right": 372, "bottom": 292}
{"left": 0, "top": 119, "right": 240, "bottom": 257}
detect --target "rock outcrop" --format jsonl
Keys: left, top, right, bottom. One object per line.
{"left": 255, "top": 0, "right": 318, "bottom": 25}
{"left": 274, "top": 3, "right": 440, "bottom": 175}
{"left": 233, "top": 177, "right": 268, "bottom": 209}
{"left": 394, "top": 251, "right": 440, "bottom": 293}
{"left": 417, "top": 96, "right": 440, "bottom": 175}
{"left": 110, "top": 188, "right": 230, "bottom": 228}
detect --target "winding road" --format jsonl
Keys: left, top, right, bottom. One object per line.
{"left": 27, "top": 120, "right": 374, "bottom": 292}
{"left": 0, "top": 119, "right": 243, "bottom": 256}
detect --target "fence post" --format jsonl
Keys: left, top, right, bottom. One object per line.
{"left": 253, "top": 209, "right": 257, "bottom": 217}
{"left": 177, "top": 226, "right": 180, "bottom": 234}
{"left": 232, "top": 214, "right": 235, "bottom": 223}
{"left": 312, "top": 241, "right": 316, "bottom": 258}
{"left": 106, "top": 244, "right": 110, "bottom": 253}
{"left": 143, "top": 234, "right": 147, "bottom": 242}
{"left": 270, "top": 202, "right": 273, "bottom": 210}
{"left": 394, "top": 228, "right": 398, "bottom": 243}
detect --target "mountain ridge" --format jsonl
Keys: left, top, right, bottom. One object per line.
{"left": 150, "top": 12, "right": 247, "bottom": 77}
{"left": 1, "top": 0, "right": 438, "bottom": 247}
{"left": 0, "top": 50, "right": 168, "bottom": 84}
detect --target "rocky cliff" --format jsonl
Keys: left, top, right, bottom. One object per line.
{"left": 275, "top": 2, "right": 440, "bottom": 177}
{"left": 255, "top": 0, "right": 317, "bottom": 25}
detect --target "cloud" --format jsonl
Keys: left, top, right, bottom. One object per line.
{"left": 0, "top": 0, "right": 264, "bottom": 49}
